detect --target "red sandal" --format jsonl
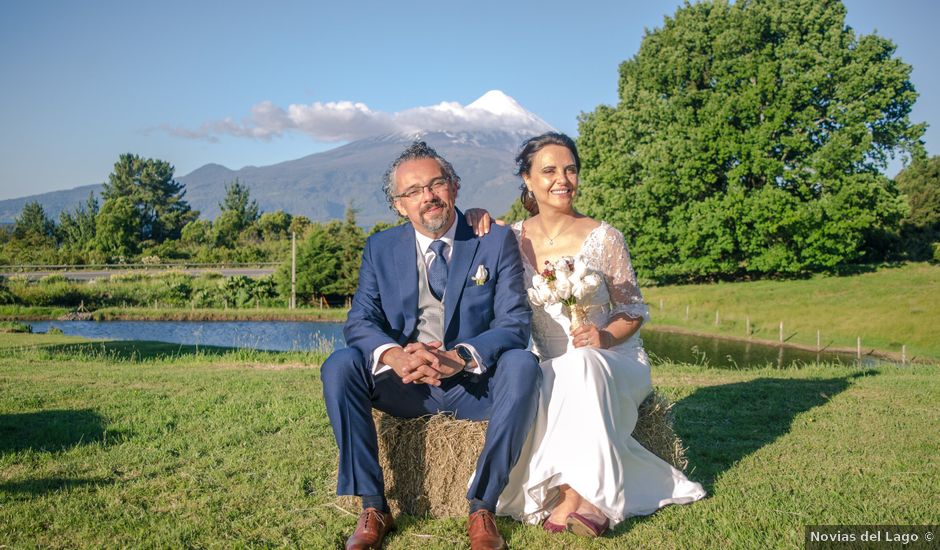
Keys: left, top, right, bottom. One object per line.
{"left": 566, "top": 512, "right": 609, "bottom": 537}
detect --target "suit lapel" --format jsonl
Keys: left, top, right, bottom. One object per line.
{"left": 395, "top": 224, "right": 419, "bottom": 340}
{"left": 444, "top": 211, "right": 479, "bottom": 336}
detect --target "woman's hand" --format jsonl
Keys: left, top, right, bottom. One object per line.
{"left": 571, "top": 324, "right": 612, "bottom": 349}
{"left": 464, "top": 208, "right": 504, "bottom": 236}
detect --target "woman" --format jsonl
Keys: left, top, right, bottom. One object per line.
{"left": 467, "top": 132, "right": 705, "bottom": 536}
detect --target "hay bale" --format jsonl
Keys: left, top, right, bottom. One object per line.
{"left": 337, "top": 391, "right": 688, "bottom": 518}
{"left": 634, "top": 391, "right": 689, "bottom": 471}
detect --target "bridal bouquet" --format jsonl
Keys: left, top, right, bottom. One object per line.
{"left": 527, "top": 256, "right": 601, "bottom": 329}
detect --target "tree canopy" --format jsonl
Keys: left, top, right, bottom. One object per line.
{"left": 58, "top": 193, "right": 99, "bottom": 256}
{"left": 895, "top": 155, "right": 940, "bottom": 230}
{"left": 213, "top": 179, "right": 261, "bottom": 247}
{"left": 276, "top": 207, "right": 365, "bottom": 303}
{"left": 102, "top": 154, "right": 197, "bottom": 244}
{"left": 894, "top": 155, "right": 940, "bottom": 260}
{"left": 13, "top": 202, "right": 56, "bottom": 242}
{"left": 577, "top": 0, "right": 925, "bottom": 280}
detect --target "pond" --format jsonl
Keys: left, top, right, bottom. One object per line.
{"left": 26, "top": 320, "right": 876, "bottom": 368}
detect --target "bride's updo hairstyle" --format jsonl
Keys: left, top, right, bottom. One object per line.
{"left": 515, "top": 132, "right": 581, "bottom": 215}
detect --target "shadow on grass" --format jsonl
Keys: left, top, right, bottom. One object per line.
{"left": 39, "top": 340, "right": 238, "bottom": 361}
{"left": 0, "top": 476, "right": 113, "bottom": 496}
{"left": 0, "top": 408, "right": 129, "bottom": 454}
{"left": 673, "top": 372, "right": 872, "bottom": 490}
{"left": 607, "top": 372, "right": 872, "bottom": 537}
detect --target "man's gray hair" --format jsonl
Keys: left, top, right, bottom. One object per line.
{"left": 382, "top": 141, "right": 460, "bottom": 212}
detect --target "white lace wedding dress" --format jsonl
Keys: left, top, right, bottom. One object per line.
{"left": 496, "top": 221, "right": 706, "bottom": 528}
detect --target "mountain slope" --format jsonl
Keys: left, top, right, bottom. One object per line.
{"left": 0, "top": 184, "right": 102, "bottom": 225}
{"left": 177, "top": 130, "right": 528, "bottom": 226}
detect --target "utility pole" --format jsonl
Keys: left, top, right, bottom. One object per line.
{"left": 290, "top": 231, "right": 296, "bottom": 309}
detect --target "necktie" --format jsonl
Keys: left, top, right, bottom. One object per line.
{"left": 428, "top": 240, "right": 448, "bottom": 301}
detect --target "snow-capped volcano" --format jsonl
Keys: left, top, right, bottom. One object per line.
{"left": 465, "top": 90, "right": 554, "bottom": 135}
{"left": 383, "top": 90, "right": 554, "bottom": 139}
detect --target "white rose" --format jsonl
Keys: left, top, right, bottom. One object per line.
{"left": 571, "top": 279, "right": 587, "bottom": 300}
{"left": 554, "top": 273, "right": 573, "bottom": 300}
{"left": 572, "top": 258, "right": 589, "bottom": 280}
{"left": 537, "top": 284, "right": 556, "bottom": 304}
{"left": 573, "top": 271, "right": 601, "bottom": 300}
{"left": 554, "top": 256, "right": 575, "bottom": 275}
{"left": 527, "top": 287, "right": 544, "bottom": 307}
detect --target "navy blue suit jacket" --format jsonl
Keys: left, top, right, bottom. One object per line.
{"left": 343, "top": 210, "right": 531, "bottom": 371}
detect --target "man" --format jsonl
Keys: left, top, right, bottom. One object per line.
{"left": 321, "top": 141, "right": 539, "bottom": 550}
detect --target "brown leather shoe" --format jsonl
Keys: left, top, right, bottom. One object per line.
{"left": 345, "top": 507, "right": 394, "bottom": 550}
{"left": 467, "top": 509, "right": 507, "bottom": 550}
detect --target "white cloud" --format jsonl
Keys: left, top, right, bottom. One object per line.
{"left": 165, "top": 90, "right": 553, "bottom": 142}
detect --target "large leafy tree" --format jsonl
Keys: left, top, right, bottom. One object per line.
{"left": 13, "top": 201, "right": 56, "bottom": 242}
{"left": 101, "top": 154, "right": 197, "bottom": 244}
{"left": 577, "top": 0, "right": 924, "bottom": 280}
{"left": 213, "top": 179, "right": 261, "bottom": 247}
{"left": 895, "top": 155, "right": 940, "bottom": 230}
{"left": 58, "top": 192, "right": 99, "bottom": 256}
{"left": 256, "top": 210, "right": 293, "bottom": 240}
{"left": 895, "top": 155, "right": 940, "bottom": 259}
{"left": 275, "top": 208, "right": 365, "bottom": 302}
{"left": 5, "top": 201, "right": 58, "bottom": 263}
{"left": 94, "top": 196, "right": 141, "bottom": 260}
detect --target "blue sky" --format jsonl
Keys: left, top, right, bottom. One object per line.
{"left": 1, "top": 0, "right": 937, "bottom": 200}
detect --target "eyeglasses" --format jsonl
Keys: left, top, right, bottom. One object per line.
{"left": 393, "top": 179, "right": 451, "bottom": 200}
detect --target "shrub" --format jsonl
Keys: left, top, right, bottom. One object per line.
{"left": 0, "top": 321, "right": 32, "bottom": 333}
{"left": 0, "top": 278, "right": 14, "bottom": 305}
{"left": 109, "top": 272, "right": 148, "bottom": 283}
{"left": 140, "top": 255, "right": 162, "bottom": 265}
{"left": 38, "top": 274, "right": 68, "bottom": 285}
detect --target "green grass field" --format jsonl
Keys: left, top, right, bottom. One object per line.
{"left": 1, "top": 333, "right": 936, "bottom": 548}
{"left": 643, "top": 262, "right": 940, "bottom": 361}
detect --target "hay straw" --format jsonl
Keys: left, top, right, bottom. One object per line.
{"left": 336, "top": 391, "right": 688, "bottom": 518}
{"left": 633, "top": 392, "right": 689, "bottom": 471}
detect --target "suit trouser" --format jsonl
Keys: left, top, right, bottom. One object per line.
{"left": 321, "top": 347, "right": 541, "bottom": 508}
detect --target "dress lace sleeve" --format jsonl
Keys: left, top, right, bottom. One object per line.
{"left": 510, "top": 220, "right": 524, "bottom": 242}
{"left": 597, "top": 224, "right": 650, "bottom": 323}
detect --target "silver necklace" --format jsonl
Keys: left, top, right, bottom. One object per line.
{"left": 537, "top": 216, "right": 576, "bottom": 246}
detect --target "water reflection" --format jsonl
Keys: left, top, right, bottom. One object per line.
{"left": 640, "top": 329, "right": 879, "bottom": 368}
{"left": 26, "top": 320, "right": 875, "bottom": 368}
{"left": 28, "top": 320, "right": 345, "bottom": 353}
